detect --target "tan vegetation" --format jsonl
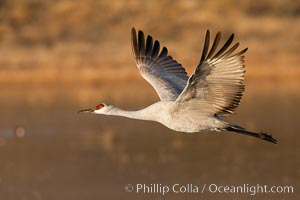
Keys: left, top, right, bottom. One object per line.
{"left": 0, "top": 0, "right": 299, "bottom": 87}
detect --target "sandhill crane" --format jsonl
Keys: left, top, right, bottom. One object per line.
{"left": 79, "top": 28, "right": 277, "bottom": 144}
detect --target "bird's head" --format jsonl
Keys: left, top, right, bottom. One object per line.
{"left": 78, "top": 103, "right": 110, "bottom": 114}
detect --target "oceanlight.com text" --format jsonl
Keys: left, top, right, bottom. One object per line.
{"left": 124, "top": 183, "right": 294, "bottom": 196}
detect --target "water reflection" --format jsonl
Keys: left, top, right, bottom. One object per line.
{"left": 0, "top": 82, "right": 299, "bottom": 199}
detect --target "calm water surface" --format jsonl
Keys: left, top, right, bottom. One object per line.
{"left": 0, "top": 82, "right": 299, "bottom": 200}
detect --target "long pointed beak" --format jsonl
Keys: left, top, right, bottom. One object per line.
{"left": 77, "top": 107, "right": 96, "bottom": 114}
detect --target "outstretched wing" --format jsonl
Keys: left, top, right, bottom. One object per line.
{"left": 131, "top": 28, "right": 188, "bottom": 101}
{"left": 176, "top": 30, "right": 248, "bottom": 116}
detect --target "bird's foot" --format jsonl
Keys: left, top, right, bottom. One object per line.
{"left": 259, "top": 132, "right": 278, "bottom": 144}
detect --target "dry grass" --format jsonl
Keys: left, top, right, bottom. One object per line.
{"left": 0, "top": 0, "right": 299, "bottom": 87}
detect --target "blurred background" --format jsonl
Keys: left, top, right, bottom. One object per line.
{"left": 0, "top": 0, "right": 299, "bottom": 199}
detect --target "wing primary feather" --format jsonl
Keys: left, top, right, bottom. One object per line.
{"left": 159, "top": 47, "right": 168, "bottom": 58}
{"left": 151, "top": 40, "right": 160, "bottom": 57}
{"left": 206, "top": 31, "right": 221, "bottom": 60}
{"left": 145, "top": 35, "right": 153, "bottom": 56}
{"left": 221, "top": 42, "right": 239, "bottom": 58}
{"left": 138, "top": 30, "right": 145, "bottom": 57}
{"left": 131, "top": 28, "right": 138, "bottom": 57}
{"left": 230, "top": 47, "right": 248, "bottom": 57}
{"left": 213, "top": 33, "right": 234, "bottom": 59}
{"left": 199, "top": 30, "right": 210, "bottom": 65}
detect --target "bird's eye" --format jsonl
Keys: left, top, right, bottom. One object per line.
{"left": 96, "top": 103, "right": 105, "bottom": 110}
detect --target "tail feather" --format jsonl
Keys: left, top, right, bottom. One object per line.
{"left": 226, "top": 125, "right": 277, "bottom": 144}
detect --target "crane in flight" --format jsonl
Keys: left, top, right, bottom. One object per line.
{"left": 79, "top": 28, "right": 277, "bottom": 144}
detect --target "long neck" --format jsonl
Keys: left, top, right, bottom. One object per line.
{"left": 107, "top": 104, "right": 160, "bottom": 121}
